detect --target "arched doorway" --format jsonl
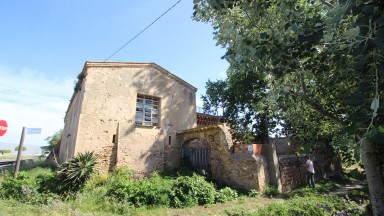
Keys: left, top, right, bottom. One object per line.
{"left": 182, "top": 138, "right": 211, "bottom": 174}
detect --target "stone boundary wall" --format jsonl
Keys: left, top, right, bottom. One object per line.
{"left": 177, "top": 124, "right": 269, "bottom": 192}
{"left": 277, "top": 154, "right": 342, "bottom": 192}
{"left": 278, "top": 155, "right": 306, "bottom": 192}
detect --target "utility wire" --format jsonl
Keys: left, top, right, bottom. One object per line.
{"left": 104, "top": 0, "right": 182, "bottom": 61}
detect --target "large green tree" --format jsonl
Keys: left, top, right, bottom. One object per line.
{"left": 42, "top": 129, "right": 63, "bottom": 152}
{"left": 194, "top": 0, "right": 384, "bottom": 214}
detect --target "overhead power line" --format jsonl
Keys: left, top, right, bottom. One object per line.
{"left": 104, "top": 0, "right": 182, "bottom": 61}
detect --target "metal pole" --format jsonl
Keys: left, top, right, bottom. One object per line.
{"left": 14, "top": 127, "right": 26, "bottom": 179}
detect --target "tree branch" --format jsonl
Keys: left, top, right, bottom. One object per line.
{"left": 299, "top": 73, "right": 348, "bottom": 127}
{"left": 318, "top": 0, "right": 332, "bottom": 8}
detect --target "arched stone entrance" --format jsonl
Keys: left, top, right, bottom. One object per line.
{"left": 177, "top": 123, "right": 269, "bottom": 192}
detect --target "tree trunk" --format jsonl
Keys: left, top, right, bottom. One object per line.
{"left": 361, "top": 138, "right": 384, "bottom": 215}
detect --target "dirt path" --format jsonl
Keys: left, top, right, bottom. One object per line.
{"left": 329, "top": 180, "right": 368, "bottom": 196}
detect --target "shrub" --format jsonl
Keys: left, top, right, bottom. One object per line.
{"left": 105, "top": 177, "right": 133, "bottom": 201}
{"left": 84, "top": 172, "right": 109, "bottom": 189}
{"left": 56, "top": 151, "right": 98, "bottom": 192}
{"left": 0, "top": 172, "right": 34, "bottom": 200}
{"left": 130, "top": 178, "right": 171, "bottom": 207}
{"left": 0, "top": 171, "right": 59, "bottom": 205}
{"left": 170, "top": 173, "right": 216, "bottom": 208}
{"left": 215, "top": 187, "right": 238, "bottom": 203}
{"left": 110, "top": 166, "right": 134, "bottom": 180}
{"left": 264, "top": 185, "right": 279, "bottom": 197}
{"left": 106, "top": 172, "right": 171, "bottom": 207}
{"left": 35, "top": 172, "right": 61, "bottom": 194}
{"left": 248, "top": 189, "right": 261, "bottom": 197}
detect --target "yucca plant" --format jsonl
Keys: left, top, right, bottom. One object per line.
{"left": 57, "top": 151, "right": 98, "bottom": 192}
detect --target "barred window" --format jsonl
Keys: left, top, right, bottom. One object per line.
{"left": 135, "top": 94, "right": 159, "bottom": 127}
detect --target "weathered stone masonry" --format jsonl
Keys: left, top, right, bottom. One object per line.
{"left": 177, "top": 124, "right": 269, "bottom": 192}
{"left": 59, "top": 62, "right": 197, "bottom": 174}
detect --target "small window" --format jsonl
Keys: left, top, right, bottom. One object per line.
{"left": 135, "top": 94, "right": 160, "bottom": 127}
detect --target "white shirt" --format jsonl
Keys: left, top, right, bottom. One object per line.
{"left": 306, "top": 159, "right": 315, "bottom": 173}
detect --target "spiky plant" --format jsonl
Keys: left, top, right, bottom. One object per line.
{"left": 57, "top": 151, "right": 98, "bottom": 192}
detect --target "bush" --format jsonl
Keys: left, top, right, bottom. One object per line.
{"left": 170, "top": 173, "right": 216, "bottom": 208}
{"left": 264, "top": 185, "right": 279, "bottom": 197}
{"left": 215, "top": 187, "right": 238, "bottom": 203}
{"left": 0, "top": 171, "right": 59, "bottom": 204}
{"left": 110, "top": 166, "right": 134, "bottom": 180}
{"left": 56, "top": 151, "right": 98, "bottom": 192}
{"left": 106, "top": 169, "right": 171, "bottom": 207}
{"left": 84, "top": 172, "right": 109, "bottom": 189}
{"left": 0, "top": 172, "right": 34, "bottom": 201}
{"left": 35, "top": 172, "right": 61, "bottom": 194}
{"left": 248, "top": 189, "right": 261, "bottom": 197}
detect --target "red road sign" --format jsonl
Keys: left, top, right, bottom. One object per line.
{"left": 0, "top": 120, "right": 8, "bottom": 136}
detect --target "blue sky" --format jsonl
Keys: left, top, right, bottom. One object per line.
{"left": 0, "top": 0, "right": 228, "bottom": 148}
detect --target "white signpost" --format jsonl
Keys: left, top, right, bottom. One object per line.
{"left": 14, "top": 127, "right": 42, "bottom": 178}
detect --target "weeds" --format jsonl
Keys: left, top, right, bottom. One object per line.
{"left": 0, "top": 158, "right": 369, "bottom": 216}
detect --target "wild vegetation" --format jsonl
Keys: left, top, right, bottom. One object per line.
{"left": 0, "top": 155, "right": 369, "bottom": 216}
{"left": 194, "top": 0, "right": 384, "bottom": 214}
{"left": 41, "top": 129, "right": 63, "bottom": 152}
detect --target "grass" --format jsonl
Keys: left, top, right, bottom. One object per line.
{"left": 0, "top": 162, "right": 369, "bottom": 216}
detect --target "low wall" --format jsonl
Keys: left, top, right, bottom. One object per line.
{"left": 278, "top": 154, "right": 342, "bottom": 192}
{"left": 178, "top": 124, "right": 269, "bottom": 192}
{"left": 212, "top": 153, "right": 269, "bottom": 192}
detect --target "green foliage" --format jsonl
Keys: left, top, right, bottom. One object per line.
{"left": 248, "top": 189, "right": 260, "bottom": 198}
{"left": 14, "top": 146, "right": 26, "bottom": 151}
{"left": 35, "top": 172, "right": 62, "bottom": 194}
{"left": 0, "top": 171, "right": 59, "bottom": 205}
{"left": 106, "top": 172, "right": 172, "bottom": 207}
{"left": 0, "top": 172, "right": 34, "bottom": 200}
{"left": 57, "top": 151, "right": 98, "bottom": 193}
{"left": 110, "top": 166, "right": 134, "bottom": 180}
{"left": 0, "top": 162, "right": 370, "bottom": 215}
{"left": 201, "top": 79, "right": 228, "bottom": 116}
{"left": 42, "top": 129, "right": 63, "bottom": 152}
{"left": 215, "top": 187, "right": 238, "bottom": 203}
{"left": 84, "top": 172, "right": 109, "bottom": 189}
{"left": 194, "top": 1, "right": 383, "bottom": 212}
{"left": 331, "top": 139, "right": 362, "bottom": 167}
{"left": 194, "top": 0, "right": 384, "bottom": 148}
{"left": 74, "top": 71, "right": 85, "bottom": 92}
{"left": 170, "top": 173, "right": 216, "bottom": 208}
{"left": 255, "top": 195, "right": 365, "bottom": 216}
{"left": 264, "top": 185, "right": 280, "bottom": 197}
{"left": 0, "top": 150, "right": 11, "bottom": 154}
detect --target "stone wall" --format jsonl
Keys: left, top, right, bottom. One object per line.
{"left": 268, "top": 138, "right": 342, "bottom": 192}
{"left": 178, "top": 124, "right": 269, "bottom": 192}
{"left": 59, "top": 62, "right": 197, "bottom": 174}
{"left": 277, "top": 155, "right": 306, "bottom": 192}
{"left": 277, "top": 154, "right": 342, "bottom": 192}
{"left": 59, "top": 89, "right": 84, "bottom": 163}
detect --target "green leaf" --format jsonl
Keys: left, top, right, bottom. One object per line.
{"left": 367, "top": 126, "right": 384, "bottom": 145}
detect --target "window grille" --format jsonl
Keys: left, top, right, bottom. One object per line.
{"left": 135, "top": 94, "right": 159, "bottom": 127}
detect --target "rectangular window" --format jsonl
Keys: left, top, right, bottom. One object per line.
{"left": 135, "top": 94, "right": 160, "bottom": 127}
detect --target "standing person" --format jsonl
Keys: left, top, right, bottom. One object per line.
{"left": 305, "top": 155, "right": 315, "bottom": 188}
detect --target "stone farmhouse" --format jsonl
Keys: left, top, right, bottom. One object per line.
{"left": 58, "top": 62, "right": 198, "bottom": 175}
{"left": 57, "top": 61, "right": 341, "bottom": 192}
